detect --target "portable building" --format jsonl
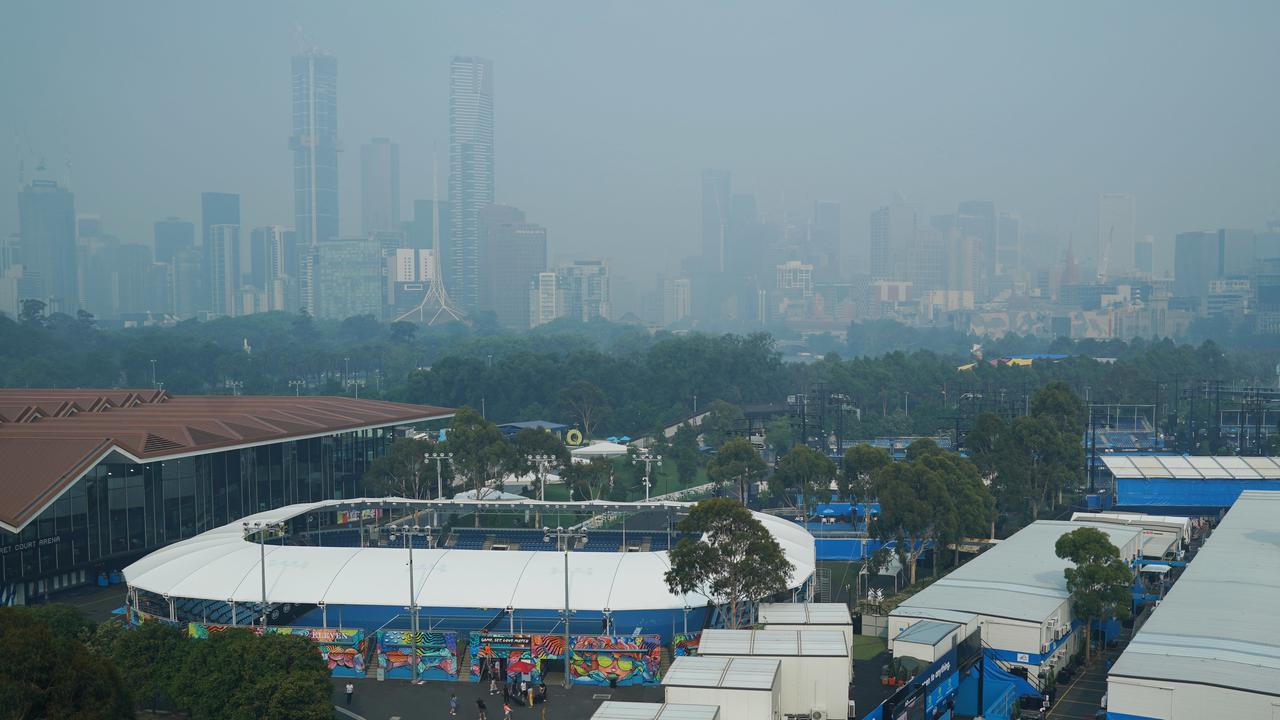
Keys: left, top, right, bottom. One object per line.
{"left": 757, "top": 602, "right": 854, "bottom": 651}
{"left": 663, "top": 656, "right": 780, "bottom": 720}
{"left": 696, "top": 629, "right": 850, "bottom": 719}
{"left": 591, "top": 701, "right": 721, "bottom": 720}
{"left": 890, "top": 619, "right": 961, "bottom": 664}
{"left": 1108, "top": 491, "right": 1280, "bottom": 719}
{"left": 1069, "top": 511, "right": 1191, "bottom": 558}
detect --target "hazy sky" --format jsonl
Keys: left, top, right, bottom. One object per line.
{"left": 2, "top": 0, "right": 1278, "bottom": 282}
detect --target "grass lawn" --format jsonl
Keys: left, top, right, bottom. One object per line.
{"left": 851, "top": 635, "right": 887, "bottom": 661}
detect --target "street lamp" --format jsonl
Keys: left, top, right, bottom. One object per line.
{"left": 424, "top": 452, "right": 453, "bottom": 526}
{"left": 150, "top": 359, "right": 157, "bottom": 389}
{"left": 632, "top": 451, "right": 663, "bottom": 501}
{"left": 379, "top": 523, "right": 432, "bottom": 683}
{"left": 544, "top": 525, "right": 588, "bottom": 688}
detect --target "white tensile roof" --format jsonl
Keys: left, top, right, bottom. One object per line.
{"left": 571, "top": 441, "right": 631, "bottom": 458}
{"left": 123, "top": 497, "right": 816, "bottom": 613}
{"left": 1111, "top": 490, "right": 1280, "bottom": 697}
{"left": 592, "top": 702, "right": 720, "bottom": 720}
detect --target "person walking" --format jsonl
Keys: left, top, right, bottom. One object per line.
{"left": 344, "top": 681, "right": 354, "bottom": 706}
{"left": 503, "top": 701, "right": 512, "bottom": 719}
{"left": 489, "top": 674, "right": 498, "bottom": 695}
{"left": 525, "top": 680, "right": 534, "bottom": 707}
{"left": 476, "top": 697, "right": 488, "bottom": 720}
{"left": 449, "top": 692, "right": 458, "bottom": 716}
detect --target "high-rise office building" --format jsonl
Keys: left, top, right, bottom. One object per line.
{"left": 1174, "top": 231, "right": 1218, "bottom": 299}
{"left": 17, "top": 179, "right": 77, "bottom": 312}
{"left": 701, "top": 170, "right": 731, "bottom": 273}
{"left": 292, "top": 50, "right": 340, "bottom": 314}
{"left": 448, "top": 56, "right": 495, "bottom": 313}
{"left": 361, "top": 138, "right": 400, "bottom": 234}
{"left": 316, "top": 237, "right": 382, "bottom": 320}
{"left": 557, "top": 260, "right": 610, "bottom": 322}
{"left": 870, "top": 202, "right": 916, "bottom": 280}
{"left": 248, "top": 226, "right": 295, "bottom": 307}
{"left": 663, "top": 277, "right": 692, "bottom": 326}
{"left": 154, "top": 217, "right": 195, "bottom": 265}
{"left": 200, "top": 192, "right": 239, "bottom": 313}
{"left": 404, "top": 199, "right": 453, "bottom": 252}
{"left": 1135, "top": 235, "right": 1154, "bottom": 277}
{"left": 207, "top": 224, "right": 240, "bottom": 317}
{"left": 956, "top": 201, "right": 995, "bottom": 294}
{"left": 1097, "top": 193, "right": 1136, "bottom": 279}
{"left": 528, "top": 272, "right": 559, "bottom": 329}
{"left": 1219, "top": 229, "right": 1255, "bottom": 277}
{"left": 478, "top": 205, "right": 546, "bottom": 330}
{"left": 811, "top": 201, "right": 841, "bottom": 281}
{"left": 996, "top": 212, "right": 1021, "bottom": 275}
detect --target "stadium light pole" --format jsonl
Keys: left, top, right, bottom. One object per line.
{"left": 425, "top": 452, "right": 453, "bottom": 526}
{"left": 632, "top": 451, "right": 662, "bottom": 501}
{"left": 545, "top": 525, "right": 587, "bottom": 689}
{"left": 528, "top": 453, "right": 554, "bottom": 528}
{"left": 384, "top": 523, "right": 432, "bottom": 683}
{"left": 288, "top": 378, "right": 305, "bottom": 396}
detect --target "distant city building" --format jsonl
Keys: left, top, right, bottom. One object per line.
{"left": 528, "top": 271, "right": 559, "bottom": 328}
{"left": 956, "top": 200, "right": 996, "bottom": 296}
{"left": 200, "top": 192, "right": 239, "bottom": 313}
{"left": 1220, "top": 228, "right": 1255, "bottom": 277}
{"left": 17, "top": 179, "right": 78, "bottom": 313}
{"left": 701, "top": 170, "right": 731, "bottom": 273}
{"left": 811, "top": 201, "right": 841, "bottom": 281}
{"left": 361, "top": 138, "right": 400, "bottom": 234}
{"left": 170, "top": 248, "right": 204, "bottom": 319}
{"left": 1134, "top": 234, "right": 1154, "bottom": 277}
{"left": 478, "top": 205, "right": 546, "bottom": 330}
{"left": 1097, "top": 193, "right": 1136, "bottom": 279}
{"left": 316, "top": 237, "right": 382, "bottom": 320}
{"left": 870, "top": 202, "right": 916, "bottom": 280}
{"left": 996, "top": 212, "right": 1021, "bottom": 275}
{"left": 292, "top": 50, "right": 340, "bottom": 315}
{"left": 775, "top": 260, "right": 814, "bottom": 299}
{"left": 404, "top": 199, "right": 452, "bottom": 252}
{"left": 248, "top": 226, "right": 295, "bottom": 312}
{"left": 207, "top": 224, "right": 240, "bottom": 317}
{"left": 557, "top": 260, "right": 610, "bottom": 322}
{"left": 448, "top": 56, "right": 495, "bottom": 313}
{"left": 663, "top": 276, "right": 692, "bottom": 326}
{"left": 153, "top": 217, "right": 194, "bottom": 265}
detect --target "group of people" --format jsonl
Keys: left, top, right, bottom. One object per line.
{"left": 471, "top": 658, "right": 548, "bottom": 718}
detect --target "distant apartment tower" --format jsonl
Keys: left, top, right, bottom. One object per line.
{"left": 200, "top": 192, "right": 239, "bottom": 313}
{"left": 558, "top": 260, "right": 610, "bottom": 322}
{"left": 1097, "top": 193, "right": 1136, "bottom": 279}
{"left": 292, "top": 50, "right": 340, "bottom": 314}
{"left": 478, "top": 205, "right": 546, "bottom": 330}
{"left": 249, "top": 226, "right": 295, "bottom": 311}
{"left": 207, "top": 224, "right": 240, "bottom": 317}
{"left": 1135, "top": 235, "right": 1154, "bottom": 277}
{"left": 663, "top": 277, "right": 692, "bottom": 325}
{"left": 776, "top": 260, "right": 814, "bottom": 300}
{"left": 404, "top": 199, "right": 452, "bottom": 252}
{"left": 361, "top": 138, "right": 400, "bottom": 234}
{"left": 449, "top": 56, "right": 495, "bottom": 313}
{"left": 528, "top": 272, "right": 559, "bottom": 328}
{"left": 811, "top": 201, "right": 841, "bottom": 281}
{"left": 701, "top": 170, "right": 731, "bottom": 273}
{"left": 316, "top": 238, "right": 382, "bottom": 320}
{"left": 153, "top": 217, "right": 195, "bottom": 265}
{"left": 17, "top": 179, "right": 78, "bottom": 312}
{"left": 956, "top": 201, "right": 995, "bottom": 294}
{"left": 996, "top": 212, "right": 1021, "bottom": 275}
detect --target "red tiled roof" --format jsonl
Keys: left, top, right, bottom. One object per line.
{"left": 0, "top": 390, "right": 453, "bottom": 532}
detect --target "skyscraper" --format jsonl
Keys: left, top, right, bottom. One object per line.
{"left": 701, "top": 170, "right": 731, "bottom": 273}
{"left": 199, "top": 193, "right": 238, "bottom": 314}
{"left": 811, "top": 201, "right": 841, "bottom": 281}
{"left": 207, "top": 224, "right": 240, "bottom": 317}
{"left": 292, "top": 49, "right": 340, "bottom": 314}
{"left": 1097, "top": 193, "right": 1136, "bottom": 279}
{"left": 317, "top": 237, "right": 383, "bottom": 320}
{"left": 361, "top": 138, "right": 400, "bottom": 234}
{"left": 1135, "top": 235, "right": 1154, "bottom": 277}
{"left": 17, "top": 179, "right": 77, "bottom": 312}
{"left": 478, "top": 205, "right": 546, "bottom": 330}
{"left": 528, "top": 272, "right": 559, "bottom": 329}
{"left": 153, "top": 217, "right": 194, "bottom": 265}
{"left": 956, "top": 201, "right": 995, "bottom": 294}
{"left": 557, "top": 260, "right": 610, "bottom": 322}
{"left": 1173, "top": 231, "right": 1218, "bottom": 299}
{"left": 449, "top": 56, "right": 495, "bottom": 313}
{"left": 996, "top": 212, "right": 1021, "bottom": 275}
{"left": 870, "top": 202, "right": 916, "bottom": 280}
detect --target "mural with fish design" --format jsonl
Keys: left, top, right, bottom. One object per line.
{"left": 376, "top": 631, "right": 458, "bottom": 681}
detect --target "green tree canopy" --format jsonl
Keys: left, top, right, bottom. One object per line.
{"left": 670, "top": 422, "right": 701, "bottom": 485}
{"left": 840, "top": 443, "right": 890, "bottom": 502}
{"left": 445, "top": 407, "right": 519, "bottom": 522}
{"left": 559, "top": 380, "right": 610, "bottom": 438}
{"left": 771, "top": 445, "right": 836, "bottom": 516}
{"left": 0, "top": 607, "right": 133, "bottom": 720}
{"left": 103, "top": 619, "right": 189, "bottom": 712}
{"left": 664, "top": 498, "right": 793, "bottom": 628}
{"left": 708, "top": 437, "right": 768, "bottom": 503}
{"left": 700, "top": 400, "right": 746, "bottom": 449}
{"left": 174, "top": 629, "right": 331, "bottom": 720}
{"left": 1054, "top": 527, "right": 1134, "bottom": 662}
{"left": 362, "top": 436, "right": 438, "bottom": 499}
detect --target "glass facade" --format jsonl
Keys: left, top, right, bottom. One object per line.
{"left": 0, "top": 428, "right": 393, "bottom": 592}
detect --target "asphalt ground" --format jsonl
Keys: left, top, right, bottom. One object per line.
{"left": 331, "top": 675, "right": 664, "bottom": 720}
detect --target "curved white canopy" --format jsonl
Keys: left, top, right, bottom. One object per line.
{"left": 123, "top": 498, "right": 816, "bottom": 614}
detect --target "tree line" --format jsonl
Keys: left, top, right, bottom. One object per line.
{"left": 0, "top": 604, "right": 332, "bottom": 720}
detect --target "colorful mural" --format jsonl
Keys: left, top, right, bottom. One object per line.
{"left": 469, "top": 632, "right": 542, "bottom": 683}
{"left": 672, "top": 632, "right": 701, "bottom": 657}
{"left": 336, "top": 508, "right": 382, "bottom": 524}
{"left": 376, "top": 631, "right": 458, "bottom": 681}
{"left": 566, "top": 635, "right": 662, "bottom": 687}
{"left": 186, "top": 624, "right": 368, "bottom": 677}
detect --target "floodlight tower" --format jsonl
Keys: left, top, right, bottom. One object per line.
{"left": 544, "top": 525, "right": 588, "bottom": 688}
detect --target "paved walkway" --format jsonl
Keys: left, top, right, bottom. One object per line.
{"left": 1045, "top": 638, "right": 1128, "bottom": 720}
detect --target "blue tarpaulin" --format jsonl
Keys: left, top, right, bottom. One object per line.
{"left": 812, "top": 502, "right": 880, "bottom": 518}
{"left": 953, "top": 660, "right": 1038, "bottom": 720}
{"left": 1116, "top": 477, "right": 1280, "bottom": 510}
{"left": 815, "top": 538, "right": 885, "bottom": 561}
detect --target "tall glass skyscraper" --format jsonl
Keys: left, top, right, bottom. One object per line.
{"left": 448, "top": 56, "right": 494, "bottom": 313}
{"left": 291, "top": 50, "right": 340, "bottom": 313}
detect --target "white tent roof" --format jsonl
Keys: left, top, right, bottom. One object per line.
{"left": 123, "top": 497, "right": 815, "bottom": 613}
{"left": 572, "top": 441, "right": 630, "bottom": 458}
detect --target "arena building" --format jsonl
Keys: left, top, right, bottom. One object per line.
{"left": 0, "top": 389, "right": 452, "bottom": 605}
